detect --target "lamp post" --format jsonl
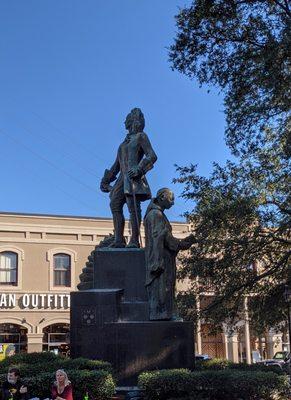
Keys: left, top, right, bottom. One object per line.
{"left": 283, "top": 285, "right": 291, "bottom": 353}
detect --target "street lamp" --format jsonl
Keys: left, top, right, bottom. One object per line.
{"left": 283, "top": 285, "right": 291, "bottom": 352}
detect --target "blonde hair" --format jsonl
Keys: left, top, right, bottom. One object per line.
{"left": 54, "top": 369, "right": 70, "bottom": 388}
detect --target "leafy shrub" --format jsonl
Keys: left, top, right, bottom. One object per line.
{"left": 139, "top": 369, "right": 192, "bottom": 400}
{"left": 195, "top": 358, "right": 232, "bottom": 370}
{"left": 0, "top": 351, "right": 59, "bottom": 368}
{"left": 21, "top": 370, "right": 115, "bottom": 400}
{"left": 0, "top": 353, "right": 115, "bottom": 400}
{"left": 60, "top": 357, "right": 112, "bottom": 372}
{"left": 196, "top": 358, "right": 285, "bottom": 375}
{"left": 138, "top": 368, "right": 290, "bottom": 400}
{"left": 0, "top": 353, "right": 112, "bottom": 376}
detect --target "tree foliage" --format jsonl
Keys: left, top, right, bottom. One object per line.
{"left": 170, "top": 0, "right": 290, "bottom": 156}
{"left": 174, "top": 131, "right": 290, "bottom": 331}
{"left": 170, "top": 0, "right": 291, "bottom": 332}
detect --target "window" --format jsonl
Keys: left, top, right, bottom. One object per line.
{"left": 0, "top": 252, "right": 18, "bottom": 285}
{"left": 43, "top": 323, "right": 70, "bottom": 355}
{"left": 47, "top": 248, "right": 76, "bottom": 290}
{"left": 0, "top": 323, "right": 28, "bottom": 354}
{"left": 53, "top": 254, "right": 71, "bottom": 287}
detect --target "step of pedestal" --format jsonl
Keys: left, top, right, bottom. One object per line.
{"left": 70, "top": 289, "right": 124, "bottom": 327}
{"left": 120, "top": 301, "right": 149, "bottom": 321}
{"left": 93, "top": 248, "right": 147, "bottom": 301}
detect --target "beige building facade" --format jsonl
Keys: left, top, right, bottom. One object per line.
{"left": 0, "top": 211, "right": 285, "bottom": 361}
{"left": 0, "top": 211, "right": 190, "bottom": 356}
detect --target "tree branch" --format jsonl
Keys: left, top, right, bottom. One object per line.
{"left": 263, "top": 200, "right": 291, "bottom": 216}
{"left": 273, "top": 0, "right": 291, "bottom": 17}
{"left": 203, "top": 250, "right": 291, "bottom": 313}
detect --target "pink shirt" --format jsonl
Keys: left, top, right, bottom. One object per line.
{"left": 51, "top": 384, "right": 73, "bottom": 400}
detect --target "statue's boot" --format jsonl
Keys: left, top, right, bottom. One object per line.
{"left": 126, "top": 203, "right": 141, "bottom": 248}
{"left": 170, "top": 315, "right": 183, "bottom": 321}
{"left": 126, "top": 240, "right": 140, "bottom": 249}
{"left": 108, "top": 241, "right": 126, "bottom": 248}
{"left": 110, "top": 212, "right": 126, "bottom": 248}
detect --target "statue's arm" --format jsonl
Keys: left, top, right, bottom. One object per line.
{"left": 164, "top": 232, "right": 182, "bottom": 252}
{"left": 107, "top": 155, "right": 120, "bottom": 179}
{"left": 165, "top": 232, "right": 196, "bottom": 252}
{"left": 138, "top": 133, "right": 158, "bottom": 174}
{"left": 100, "top": 155, "right": 120, "bottom": 192}
{"left": 178, "top": 234, "right": 196, "bottom": 250}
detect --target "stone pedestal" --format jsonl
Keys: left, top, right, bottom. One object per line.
{"left": 70, "top": 248, "right": 194, "bottom": 385}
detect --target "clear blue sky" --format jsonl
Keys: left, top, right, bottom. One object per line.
{"left": 0, "top": 0, "right": 230, "bottom": 221}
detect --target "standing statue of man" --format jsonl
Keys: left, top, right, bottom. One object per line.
{"left": 100, "top": 108, "right": 157, "bottom": 248}
{"left": 144, "top": 188, "right": 196, "bottom": 320}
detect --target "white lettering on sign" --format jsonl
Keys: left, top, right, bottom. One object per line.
{"left": 0, "top": 294, "right": 16, "bottom": 307}
{"left": 22, "top": 294, "right": 30, "bottom": 307}
{"left": 66, "top": 294, "right": 70, "bottom": 307}
{"left": 39, "top": 294, "right": 46, "bottom": 308}
{"left": 0, "top": 293, "right": 70, "bottom": 309}
{"left": 9, "top": 294, "right": 16, "bottom": 307}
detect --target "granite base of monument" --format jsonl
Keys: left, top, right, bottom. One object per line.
{"left": 70, "top": 249, "right": 194, "bottom": 385}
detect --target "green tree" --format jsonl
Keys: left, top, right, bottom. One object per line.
{"left": 170, "top": 0, "right": 290, "bottom": 332}
{"left": 170, "top": 0, "right": 290, "bottom": 156}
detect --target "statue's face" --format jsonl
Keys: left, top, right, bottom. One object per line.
{"left": 124, "top": 114, "right": 132, "bottom": 131}
{"left": 124, "top": 110, "right": 144, "bottom": 133}
{"left": 161, "top": 191, "right": 175, "bottom": 209}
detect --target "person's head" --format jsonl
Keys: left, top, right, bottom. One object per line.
{"left": 124, "top": 108, "right": 145, "bottom": 133}
{"left": 55, "top": 369, "right": 69, "bottom": 386}
{"left": 7, "top": 368, "right": 20, "bottom": 384}
{"left": 155, "top": 188, "right": 175, "bottom": 210}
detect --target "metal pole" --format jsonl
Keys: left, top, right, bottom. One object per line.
{"left": 288, "top": 301, "right": 291, "bottom": 353}
{"left": 131, "top": 181, "right": 143, "bottom": 247}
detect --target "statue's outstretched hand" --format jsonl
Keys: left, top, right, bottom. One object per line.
{"left": 187, "top": 234, "right": 196, "bottom": 244}
{"left": 180, "top": 234, "right": 196, "bottom": 250}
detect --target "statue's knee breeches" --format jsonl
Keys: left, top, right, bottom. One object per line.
{"left": 110, "top": 197, "right": 125, "bottom": 213}
{"left": 126, "top": 195, "right": 142, "bottom": 216}
{"left": 110, "top": 183, "right": 126, "bottom": 213}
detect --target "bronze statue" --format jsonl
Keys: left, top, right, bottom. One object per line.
{"left": 100, "top": 108, "right": 157, "bottom": 248}
{"left": 144, "top": 188, "right": 195, "bottom": 320}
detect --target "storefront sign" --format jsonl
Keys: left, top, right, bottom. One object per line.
{"left": 0, "top": 293, "right": 70, "bottom": 309}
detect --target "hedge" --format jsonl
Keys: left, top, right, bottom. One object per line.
{"left": 0, "top": 351, "right": 58, "bottom": 368}
{"left": 0, "top": 353, "right": 112, "bottom": 376}
{"left": 0, "top": 353, "right": 115, "bottom": 400}
{"left": 196, "top": 357, "right": 285, "bottom": 375}
{"left": 0, "top": 370, "right": 114, "bottom": 400}
{"left": 138, "top": 368, "right": 290, "bottom": 400}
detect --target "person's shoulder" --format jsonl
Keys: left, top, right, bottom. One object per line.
{"left": 2, "top": 381, "right": 9, "bottom": 388}
{"left": 66, "top": 383, "right": 73, "bottom": 392}
{"left": 137, "top": 131, "right": 149, "bottom": 141}
{"left": 145, "top": 207, "right": 163, "bottom": 220}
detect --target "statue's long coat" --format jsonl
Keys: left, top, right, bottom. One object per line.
{"left": 144, "top": 200, "right": 186, "bottom": 320}
{"left": 107, "top": 132, "right": 157, "bottom": 201}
